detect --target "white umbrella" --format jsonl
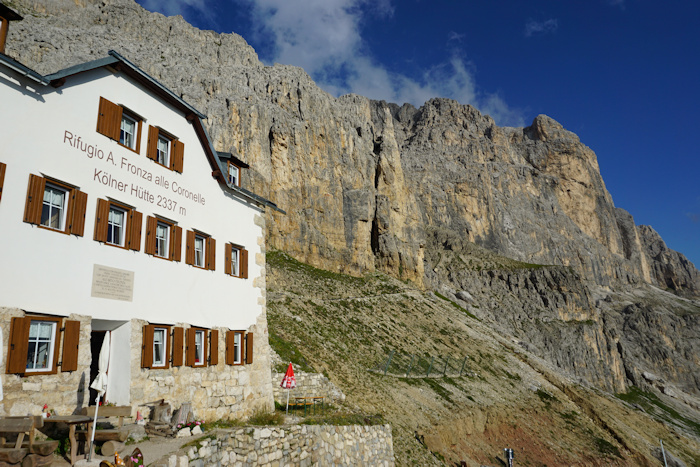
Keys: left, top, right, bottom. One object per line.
{"left": 88, "top": 331, "right": 110, "bottom": 461}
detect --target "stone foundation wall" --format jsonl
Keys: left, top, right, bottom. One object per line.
{"left": 164, "top": 424, "right": 394, "bottom": 467}
{"left": 271, "top": 370, "right": 345, "bottom": 405}
{"left": 0, "top": 308, "right": 274, "bottom": 421}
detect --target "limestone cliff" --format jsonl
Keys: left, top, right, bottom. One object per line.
{"left": 5, "top": 0, "right": 699, "bottom": 429}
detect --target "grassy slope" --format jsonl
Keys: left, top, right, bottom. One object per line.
{"left": 266, "top": 250, "right": 700, "bottom": 466}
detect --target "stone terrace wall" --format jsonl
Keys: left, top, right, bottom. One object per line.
{"left": 163, "top": 425, "right": 394, "bottom": 467}
{"left": 271, "top": 370, "right": 346, "bottom": 405}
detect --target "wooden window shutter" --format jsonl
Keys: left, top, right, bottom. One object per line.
{"left": 96, "top": 97, "right": 122, "bottom": 141}
{"left": 241, "top": 248, "right": 249, "bottom": 279}
{"left": 61, "top": 320, "right": 80, "bottom": 372}
{"left": 6, "top": 317, "right": 30, "bottom": 374}
{"left": 128, "top": 210, "right": 143, "bottom": 251}
{"left": 68, "top": 189, "right": 88, "bottom": 236}
{"left": 172, "top": 327, "right": 184, "bottom": 367}
{"left": 23, "top": 174, "right": 45, "bottom": 225}
{"left": 185, "top": 230, "right": 195, "bottom": 265}
{"left": 147, "top": 126, "right": 159, "bottom": 162}
{"left": 206, "top": 238, "right": 216, "bottom": 271}
{"left": 210, "top": 330, "right": 219, "bottom": 365}
{"left": 145, "top": 216, "right": 157, "bottom": 255}
{"left": 245, "top": 332, "right": 254, "bottom": 364}
{"left": 225, "top": 330, "right": 235, "bottom": 365}
{"left": 141, "top": 325, "right": 154, "bottom": 369}
{"left": 185, "top": 328, "right": 195, "bottom": 367}
{"left": 94, "top": 198, "right": 110, "bottom": 242}
{"left": 171, "top": 226, "right": 183, "bottom": 262}
{"left": 172, "top": 140, "right": 185, "bottom": 173}
{"left": 0, "top": 162, "right": 6, "bottom": 202}
{"left": 225, "top": 244, "right": 232, "bottom": 276}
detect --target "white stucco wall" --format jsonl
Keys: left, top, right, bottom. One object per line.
{"left": 0, "top": 66, "right": 264, "bottom": 331}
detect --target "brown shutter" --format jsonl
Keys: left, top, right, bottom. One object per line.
{"left": 241, "top": 248, "right": 249, "bottom": 279}
{"left": 141, "top": 325, "right": 154, "bottom": 369}
{"left": 185, "top": 230, "right": 195, "bottom": 265}
{"left": 61, "top": 320, "right": 80, "bottom": 372}
{"left": 145, "top": 216, "right": 157, "bottom": 255}
{"left": 171, "top": 226, "right": 182, "bottom": 262}
{"left": 245, "top": 332, "right": 254, "bottom": 364}
{"left": 210, "top": 330, "right": 218, "bottom": 365}
{"left": 172, "top": 140, "right": 185, "bottom": 173}
{"left": 207, "top": 238, "right": 216, "bottom": 271}
{"left": 129, "top": 210, "right": 143, "bottom": 251}
{"left": 69, "top": 189, "right": 88, "bottom": 236}
{"left": 0, "top": 162, "right": 6, "bottom": 202}
{"left": 225, "top": 330, "right": 235, "bottom": 365}
{"left": 23, "top": 174, "right": 45, "bottom": 225}
{"left": 225, "top": 244, "right": 232, "bottom": 276}
{"left": 185, "top": 328, "right": 195, "bottom": 367}
{"left": 94, "top": 199, "right": 110, "bottom": 242}
{"left": 147, "top": 126, "right": 159, "bottom": 162}
{"left": 97, "top": 97, "right": 122, "bottom": 141}
{"left": 172, "top": 327, "right": 184, "bottom": 367}
{"left": 6, "top": 317, "right": 30, "bottom": 374}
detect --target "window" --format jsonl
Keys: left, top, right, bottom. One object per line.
{"left": 120, "top": 113, "right": 138, "bottom": 150}
{"left": 94, "top": 199, "right": 142, "bottom": 250}
{"left": 186, "top": 230, "right": 215, "bottom": 270}
{"left": 147, "top": 126, "right": 184, "bottom": 173}
{"left": 6, "top": 316, "right": 80, "bottom": 375}
{"left": 155, "top": 222, "right": 169, "bottom": 258}
{"left": 152, "top": 328, "right": 167, "bottom": 367}
{"left": 145, "top": 216, "right": 182, "bottom": 261}
{"left": 97, "top": 97, "right": 142, "bottom": 153}
{"left": 227, "top": 161, "right": 240, "bottom": 187}
{"left": 186, "top": 328, "right": 208, "bottom": 367}
{"left": 24, "top": 174, "right": 87, "bottom": 236}
{"left": 0, "top": 162, "right": 6, "bottom": 202}
{"left": 226, "top": 330, "right": 245, "bottom": 365}
{"left": 225, "top": 243, "right": 248, "bottom": 278}
{"left": 141, "top": 324, "right": 171, "bottom": 369}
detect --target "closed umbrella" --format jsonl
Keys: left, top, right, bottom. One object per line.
{"left": 88, "top": 331, "right": 110, "bottom": 461}
{"left": 280, "top": 363, "right": 296, "bottom": 415}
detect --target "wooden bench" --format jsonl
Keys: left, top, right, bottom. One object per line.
{"left": 77, "top": 406, "right": 131, "bottom": 443}
{"left": 0, "top": 416, "right": 58, "bottom": 466}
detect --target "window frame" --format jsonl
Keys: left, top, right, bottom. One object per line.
{"left": 148, "top": 126, "right": 184, "bottom": 173}
{"left": 225, "top": 243, "right": 248, "bottom": 278}
{"left": 7, "top": 315, "right": 62, "bottom": 376}
{"left": 97, "top": 97, "right": 142, "bottom": 154}
{"left": 141, "top": 324, "right": 171, "bottom": 370}
{"left": 227, "top": 161, "right": 240, "bottom": 187}
{"left": 41, "top": 181, "right": 68, "bottom": 232}
{"left": 152, "top": 327, "right": 169, "bottom": 368}
{"left": 24, "top": 174, "right": 87, "bottom": 236}
{"left": 186, "top": 327, "right": 209, "bottom": 368}
{"left": 145, "top": 216, "right": 182, "bottom": 261}
{"left": 94, "top": 198, "right": 142, "bottom": 251}
{"left": 186, "top": 230, "right": 216, "bottom": 270}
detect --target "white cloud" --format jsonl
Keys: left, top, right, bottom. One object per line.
{"left": 237, "top": 0, "right": 524, "bottom": 126}
{"left": 524, "top": 18, "right": 559, "bottom": 37}
{"left": 140, "top": 0, "right": 207, "bottom": 17}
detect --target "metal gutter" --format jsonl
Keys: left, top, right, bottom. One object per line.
{"left": 0, "top": 52, "right": 49, "bottom": 85}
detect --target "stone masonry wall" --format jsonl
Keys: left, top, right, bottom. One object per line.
{"left": 163, "top": 425, "right": 394, "bottom": 467}
{"left": 271, "top": 370, "right": 345, "bottom": 405}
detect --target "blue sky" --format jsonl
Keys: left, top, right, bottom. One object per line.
{"left": 137, "top": 0, "right": 700, "bottom": 267}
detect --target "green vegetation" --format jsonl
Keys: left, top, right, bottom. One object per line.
{"left": 301, "top": 412, "right": 385, "bottom": 426}
{"left": 268, "top": 329, "right": 314, "bottom": 373}
{"left": 593, "top": 437, "right": 621, "bottom": 458}
{"left": 616, "top": 387, "right": 700, "bottom": 437}
{"left": 433, "top": 291, "right": 479, "bottom": 320}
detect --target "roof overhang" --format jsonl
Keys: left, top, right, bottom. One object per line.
{"left": 0, "top": 52, "right": 49, "bottom": 85}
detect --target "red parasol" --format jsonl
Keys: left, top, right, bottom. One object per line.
{"left": 281, "top": 363, "right": 297, "bottom": 389}
{"left": 280, "top": 363, "right": 296, "bottom": 414}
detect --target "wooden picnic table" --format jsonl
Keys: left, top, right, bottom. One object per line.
{"left": 42, "top": 415, "right": 92, "bottom": 466}
{"left": 292, "top": 396, "right": 324, "bottom": 416}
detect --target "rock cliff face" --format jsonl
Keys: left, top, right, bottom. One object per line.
{"left": 6, "top": 0, "right": 699, "bottom": 407}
